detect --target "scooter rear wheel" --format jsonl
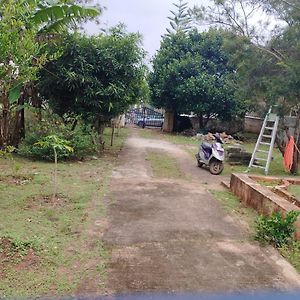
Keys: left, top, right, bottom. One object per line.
{"left": 209, "top": 160, "right": 224, "bottom": 175}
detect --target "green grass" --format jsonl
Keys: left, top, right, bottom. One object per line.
{"left": 138, "top": 128, "right": 163, "bottom": 139}
{"left": 280, "top": 241, "right": 300, "bottom": 273}
{"left": 210, "top": 190, "right": 258, "bottom": 232}
{"left": 146, "top": 150, "right": 183, "bottom": 179}
{"left": 163, "top": 134, "right": 200, "bottom": 146}
{"left": 0, "top": 127, "right": 128, "bottom": 297}
{"left": 163, "top": 133, "right": 289, "bottom": 177}
{"left": 288, "top": 185, "right": 300, "bottom": 199}
{"left": 222, "top": 143, "right": 290, "bottom": 177}
{"left": 137, "top": 127, "right": 292, "bottom": 177}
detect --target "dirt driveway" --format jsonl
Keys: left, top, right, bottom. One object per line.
{"left": 103, "top": 128, "right": 300, "bottom": 294}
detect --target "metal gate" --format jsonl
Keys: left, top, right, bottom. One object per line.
{"left": 126, "top": 107, "right": 164, "bottom": 128}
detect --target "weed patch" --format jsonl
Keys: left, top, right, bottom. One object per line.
{"left": 255, "top": 211, "right": 300, "bottom": 247}
{"left": 254, "top": 211, "right": 300, "bottom": 273}
{"left": 0, "top": 236, "right": 40, "bottom": 269}
{"left": 280, "top": 241, "right": 300, "bottom": 272}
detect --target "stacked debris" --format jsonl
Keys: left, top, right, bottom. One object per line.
{"left": 226, "top": 147, "right": 254, "bottom": 166}
{"left": 193, "top": 131, "right": 253, "bottom": 165}
{"left": 196, "top": 132, "right": 240, "bottom": 144}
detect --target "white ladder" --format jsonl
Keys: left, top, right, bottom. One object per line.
{"left": 247, "top": 107, "right": 279, "bottom": 175}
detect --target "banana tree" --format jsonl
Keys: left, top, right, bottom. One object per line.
{"left": 0, "top": 0, "right": 101, "bottom": 147}
{"left": 29, "top": 0, "right": 101, "bottom": 33}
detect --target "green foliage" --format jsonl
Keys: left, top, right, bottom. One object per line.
{"left": 149, "top": 29, "right": 247, "bottom": 126}
{"left": 280, "top": 240, "right": 300, "bottom": 272}
{"left": 38, "top": 27, "right": 146, "bottom": 129}
{"left": 0, "top": 0, "right": 42, "bottom": 94}
{"left": 255, "top": 211, "right": 300, "bottom": 247}
{"left": 0, "top": 146, "right": 15, "bottom": 159}
{"left": 18, "top": 114, "right": 96, "bottom": 160}
{"left": 34, "top": 135, "right": 74, "bottom": 154}
{"left": 166, "top": 0, "right": 192, "bottom": 35}
{"left": 0, "top": 236, "right": 41, "bottom": 258}
{"left": 31, "top": 0, "right": 101, "bottom": 33}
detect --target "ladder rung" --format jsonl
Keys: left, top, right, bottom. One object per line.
{"left": 265, "top": 127, "right": 274, "bottom": 130}
{"left": 262, "top": 134, "right": 272, "bottom": 138}
{"left": 257, "top": 150, "right": 269, "bottom": 153}
{"left": 251, "top": 165, "right": 265, "bottom": 169}
{"left": 260, "top": 142, "right": 271, "bottom": 146}
{"left": 255, "top": 157, "right": 267, "bottom": 161}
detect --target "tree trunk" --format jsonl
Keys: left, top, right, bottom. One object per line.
{"left": 11, "top": 89, "right": 25, "bottom": 147}
{"left": 198, "top": 114, "right": 204, "bottom": 130}
{"left": 290, "top": 109, "right": 300, "bottom": 174}
{"left": 203, "top": 114, "right": 211, "bottom": 128}
{"left": 97, "top": 119, "right": 106, "bottom": 152}
{"left": 162, "top": 110, "right": 175, "bottom": 133}
{"left": 111, "top": 120, "right": 115, "bottom": 147}
{"left": 0, "top": 92, "right": 10, "bottom": 147}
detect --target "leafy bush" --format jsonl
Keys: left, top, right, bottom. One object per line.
{"left": 255, "top": 211, "right": 300, "bottom": 247}
{"left": 18, "top": 114, "right": 97, "bottom": 160}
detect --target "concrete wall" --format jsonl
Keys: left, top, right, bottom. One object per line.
{"left": 230, "top": 173, "right": 300, "bottom": 239}
{"left": 190, "top": 117, "right": 243, "bottom": 134}
{"left": 244, "top": 116, "right": 264, "bottom": 134}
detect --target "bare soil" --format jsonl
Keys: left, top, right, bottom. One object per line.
{"left": 0, "top": 174, "right": 33, "bottom": 185}
{"left": 0, "top": 239, "right": 39, "bottom": 279}
{"left": 26, "top": 194, "right": 69, "bottom": 210}
{"left": 103, "top": 127, "right": 300, "bottom": 295}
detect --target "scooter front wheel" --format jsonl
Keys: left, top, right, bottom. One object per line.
{"left": 209, "top": 160, "right": 224, "bottom": 175}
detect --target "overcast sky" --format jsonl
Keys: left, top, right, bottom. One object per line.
{"left": 85, "top": 0, "right": 205, "bottom": 61}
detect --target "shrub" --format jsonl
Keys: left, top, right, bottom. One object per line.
{"left": 255, "top": 211, "right": 300, "bottom": 247}
{"left": 18, "top": 114, "right": 97, "bottom": 160}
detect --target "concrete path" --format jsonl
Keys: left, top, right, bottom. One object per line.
{"left": 103, "top": 128, "right": 300, "bottom": 294}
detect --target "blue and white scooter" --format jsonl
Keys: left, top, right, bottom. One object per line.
{"left": 195, "top": 133, "right": 225, "bottom": 175}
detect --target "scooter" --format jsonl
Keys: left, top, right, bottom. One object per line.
{"left": 195, "top": 133, "right": 225, "bottom": 175}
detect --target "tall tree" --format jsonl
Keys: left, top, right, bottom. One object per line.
{"left": 0, "top": 0, "right": 101, "bottom": 147}
{"left": 191, "top": 0, "right": 300, "bottom": 173}
{"left": 149, "top": 29, "right": 246, "bottom": 131}
{"left": 38, "top": 28, "right": 146, "bottom": 145}
{"left": 166, "top": 0, "right": 192, "bottom": 35}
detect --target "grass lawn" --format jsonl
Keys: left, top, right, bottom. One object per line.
{"left": 137, "top": 127, "right": 292, "bottom": 177}
{"left": 288, "top": 185, "right": 300, "bottom": 199}
{"left": 146, "top": 150, "right": 183, "bottom": 179}
{"left": 0, "top": 128, "right": 128, "bottom": 297}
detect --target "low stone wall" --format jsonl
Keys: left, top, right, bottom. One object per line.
{"left": 190, "top": 117, "right": 243, "bottom": 134}
{"left": 244, "top": 116, "right": 263, "bottom": 134}
{"left": 230, "top": 173, "right": 300, "bottom": 239}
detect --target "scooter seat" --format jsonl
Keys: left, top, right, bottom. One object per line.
{"left": 201, "top": 142, "right": 212, "bottom": 152}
